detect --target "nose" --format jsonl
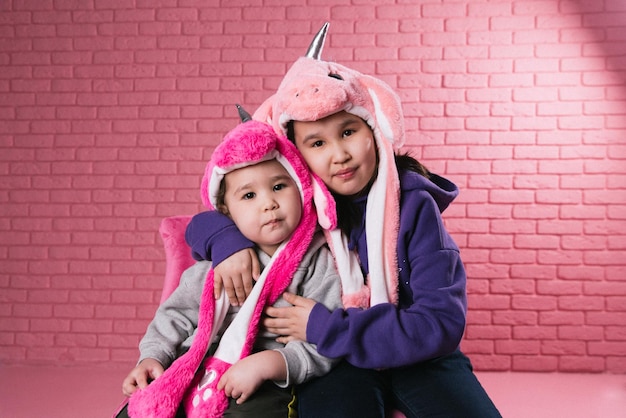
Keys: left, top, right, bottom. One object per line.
{"left": 263, "top": 195, "right": 278, "bottom": 211}
{"left": 330, "top": 141, "right": 350, "bottom": 163}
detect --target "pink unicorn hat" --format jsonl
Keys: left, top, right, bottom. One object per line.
{"left": 254, "top": 22, "right": 404, "bottom": 308}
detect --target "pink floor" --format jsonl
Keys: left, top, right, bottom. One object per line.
{"left": 0, "top": 363, "right": 625, "bottom": 418}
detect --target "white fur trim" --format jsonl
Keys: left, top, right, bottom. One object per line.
{"left": 327, "top": 229, "right": 364, "bottom": 297}
{"left": 366, "top": 149, "right": 390, "bottom": 306}
{"left": 214, "top": 240, "right": 286, "bottom": 363}
{"left": 369, "top": 88, "right": 395, "bottom": 145}
{"left": 313, "top": 180, "right": 332, "bottom": 229}
{"left": 209, "top": 292, "right": 230, "bottom": 351}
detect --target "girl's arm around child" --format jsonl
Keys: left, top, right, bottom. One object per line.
{"left": 270, "top": 172, "right": 467, "bottom": 370}
{"left": 186, "top": 211, "right": 259, "bottom": 305}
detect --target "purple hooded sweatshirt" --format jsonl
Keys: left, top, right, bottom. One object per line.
{"left": 185, "top": 170, "right": 467, "bottom": 369}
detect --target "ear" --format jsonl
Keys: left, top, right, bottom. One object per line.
{"left": 359, "top": 75, "right": 405, "bottom": 150}
{"left": 253, "top": 94, "right": 277, "bottom": 127}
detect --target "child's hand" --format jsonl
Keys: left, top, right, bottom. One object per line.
{"left": 217, "top": 357, "right": 264, "bottom": 404}
{"left": 122, "top": 358, "right": 164, "bottom": 397}
{"left": 213, "top": 248, "right": 260, "bottom": 306}
{"left": 217, "top": 351, "right": 285, "bottom": 404}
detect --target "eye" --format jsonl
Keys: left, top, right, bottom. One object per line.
{"left": 273, "top": 183, "right": 286, "bottom": 191}
{"left": 242, "top": 192, "right": 255, "bottom": 200}
{"left": 328, "top": 73, "right": 343, "bottom": 80}
{"left": 311, "top": 139, "right": 324, "bottom": 148}
{"left": 342, "top": 129, "right": 355, "bottom": 138}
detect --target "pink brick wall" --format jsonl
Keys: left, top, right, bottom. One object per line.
{"left": 1, "top": 1, "right": 625, "bottom": 372}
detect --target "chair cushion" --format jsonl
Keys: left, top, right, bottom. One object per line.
{"left": 158, "top": 215, "right": 194, "bottom": 303}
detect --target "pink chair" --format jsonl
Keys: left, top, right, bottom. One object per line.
{"left": 158, "top": 215, "right": 195, "bottom": 302}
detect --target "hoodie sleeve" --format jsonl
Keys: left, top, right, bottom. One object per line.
{"left": 306, "top": 186, "right": 467, "bottom": 369}
{"left": 185, "top": 210, "right": 255, "bottom": 264}
{"left": 138, "top": 261, "right": 210, "bottom": 368}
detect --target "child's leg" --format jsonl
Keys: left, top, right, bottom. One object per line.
{"left": 390, "top": 349, "right": 502, "bottom": 418}
{"left": 113, "top": 402, "right": 130, "bottom": 418}
{"left": 223, "top": 381, "right": 292, "bottom": 418}
{"left": 296, "top": 360, "right": 390, "bottom": 418}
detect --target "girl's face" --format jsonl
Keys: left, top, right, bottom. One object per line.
{"left": 222, "top": 159, "right": 302, "bottom": 256}
{"left": 293, "top": 111, "right": 377, "bottom": 197}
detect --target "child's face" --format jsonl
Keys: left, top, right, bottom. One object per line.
{"left": 222, "top": 159, "right": 302, "bottom": 256}
{"left": 292, "top": 111, "right": 377, "bottom": 197}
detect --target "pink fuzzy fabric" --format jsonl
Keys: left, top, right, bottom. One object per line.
{"left": 201, "top": 121, "right": 285, "bottom": 210}
{"left": 253, "top": 56, "right": 405, "bottom": 150}
{"left": 128, "top": 271, "right": 219, "bottom": 418}
{"left": 183, "top": 357, "right": 231, "bottom": 417}
{"left": 158, "top": 215, "right": 194, "bottom": 304}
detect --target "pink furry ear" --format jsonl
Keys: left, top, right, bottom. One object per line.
{"left": 358, "top": 74, "right": 405, "bottom": 150}
{"left": 253, "top": 94, "right": 281, "bottom": 133}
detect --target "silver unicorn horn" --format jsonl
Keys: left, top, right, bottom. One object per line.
{"left": 305, "top": 22, "right": 329, "bottom": 59}
{"left": 236, "top": 104, "right": 252, "bottom": 122}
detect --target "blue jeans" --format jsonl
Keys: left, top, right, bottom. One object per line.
{"left": 296, "top": 350, "right": 502, "bottom": 418}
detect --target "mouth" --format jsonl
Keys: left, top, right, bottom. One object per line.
{"left": 264, "top": 218, "right": 282, "bottom": 227}
{"left": 333, "top": 167, "right": 356, "bottom": 179}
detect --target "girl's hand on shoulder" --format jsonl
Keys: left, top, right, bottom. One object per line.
{"left": 264, "top": 293, "right": 316, "bottom": 343}
{"left": 213, "top": 248, "right": 260, "bottom": 306}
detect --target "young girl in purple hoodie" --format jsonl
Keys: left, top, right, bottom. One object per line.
{"left": 185, "top": 23, "right": 501, "bottom": 418}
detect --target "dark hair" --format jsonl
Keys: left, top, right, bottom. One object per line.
{"left": 214, "top": 178, "right": 229, "bottom": 216}
{"left": 286, "top": 120, "right": 296, "bottom": 144}
{"left": 396, "top": 152, "right": 430, "bottom": 178}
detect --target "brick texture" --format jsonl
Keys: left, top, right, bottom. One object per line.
{"left": 1, "top": 1, "right": 625, "bottom": 373}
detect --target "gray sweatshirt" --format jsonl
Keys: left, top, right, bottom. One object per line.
{"left": 138, "top": 232, "right": 342, "bottom": 387}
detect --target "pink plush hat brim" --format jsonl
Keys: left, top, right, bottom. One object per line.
{"left": 201, "top": 120, "right": 298, "bottom": 210}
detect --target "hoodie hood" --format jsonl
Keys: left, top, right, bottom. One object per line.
{"left": 401, "top": 171, "right": 459, "bottom": 214}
